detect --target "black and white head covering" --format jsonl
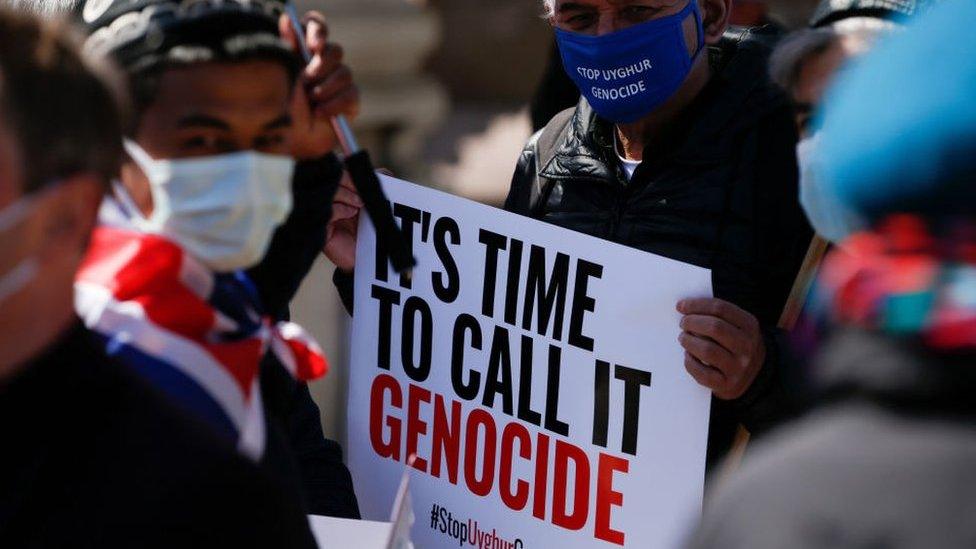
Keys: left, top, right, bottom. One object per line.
{"left": 810, "top": 0, "right": 938, "bottom": 28}
{"left": 77, "top": 0, "right": 298, "bottom": 75}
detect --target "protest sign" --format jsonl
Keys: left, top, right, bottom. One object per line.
{"left": 347, "top": 176, "right": 712, "bottom": 548}
{"left": 309, "top": 466, "right": 413, "bottom": 549}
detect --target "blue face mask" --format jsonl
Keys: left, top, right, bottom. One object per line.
{"left": 555, "top": 0, "right": 705, "bottom": 124}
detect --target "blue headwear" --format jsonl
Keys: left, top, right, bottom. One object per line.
{"left": 818, "top": 0, "right": 976, "bottom": 222}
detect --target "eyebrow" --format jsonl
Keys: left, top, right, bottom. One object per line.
{"left": 557, "top": 2, "right": 592, "bottom": 13}
{"left": 175, "top": 113, "right": 292, "bottom": 132}
{"left": 262, "top": 114, "right": 292, "bottom": 131}
{"left": 558, "top": 0, "right": 659, "bottom": 13}
{"left": 176, "top": 114, "right": 231, "bottom": 130}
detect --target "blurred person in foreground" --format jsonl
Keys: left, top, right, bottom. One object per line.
{"left": 691, "top": 1, "right": 976, "bottom": 547}
{"left": 71, "top": 0, "right": 361, "bottom": 517}
{"left": 0, "top": 8, "right": 316, "bottom": 547}
{"left": 771, "top": 0, "right": 937, "bottom": 244}
{"left": 510, "top": 0, "right": 813, "bottom": 467}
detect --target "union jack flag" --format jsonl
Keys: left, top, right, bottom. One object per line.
{"left": 75, "top": 197, "right": 327, "bottom": 460}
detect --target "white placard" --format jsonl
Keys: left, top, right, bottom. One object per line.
{"left": 308, "top": 516, "right": 392, "bottom": 549}
{"left": 347, "top": 177, "right": 712, "bottom": 548}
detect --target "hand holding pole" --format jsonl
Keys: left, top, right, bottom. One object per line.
{"left": 286, "top": 3, "right": 416, "bottom": 274}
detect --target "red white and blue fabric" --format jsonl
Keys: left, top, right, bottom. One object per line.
{"left": 75, "top": 197, "right": 327, "bottom": 460}
{"left": 814, "top": 215, "right": 976, "bottom": 352}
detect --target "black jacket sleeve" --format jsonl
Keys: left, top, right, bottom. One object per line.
{"left": 732, "top": 106, "right": 812, "bottom": 435}
{"left": 247, "top": 154, "right": 362, "bottom": 518}
{"left": 260, "top": 351, "right": 362, "bottom": 519}
{"left": 249, "top": 153, "right": 343, "bottom": 321}
{"left": 288, "top": 383, "right": 361, "bottom": 518}
{"left": 503, "top": 139, "right": 539, "bottom": 215}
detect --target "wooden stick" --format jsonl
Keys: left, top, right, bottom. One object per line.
{"left": 717, "top": 235, "right": 830, "bottom": 483}
{"left": 777, "top": 235, "right": 830, "bottom": 331}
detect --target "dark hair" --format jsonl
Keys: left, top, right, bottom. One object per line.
{"left": 768, "top": 27, "right": 839, "bottom": 95}
{"left": 0, "top": 7, "right": 127, "bottom": 192}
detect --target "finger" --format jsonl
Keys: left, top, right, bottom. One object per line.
{"left": 684, "top": 354, "right": 727, "bottom": 392}
{"left": 303, "top": 43, "right": 345, "bottom": 84}
{"left": 334, "top": 215, "right": 359, "bottom": 233}
{"left": 339, "top": 173, "right": 357, "bottom": 193}
{"left": 331, "top": 202, "right": 359, "bottom": 221}
{"left": 677, "top": 298, "right": 754, "bottom": 330}
{"left": 679, "top": 314, "right": 747, "bottom": 355}
{"left": 319, "top": 43, "right": 345, "bottom": 76}
{"left": 679, "top": 332, "right": 735, "bottom": 373}
{"left": 303, "top": 12, "right": 329, "bottom": 52}
{"left": 310, "top": 66, "right": 355, "bottom": 103}
{"left": 334, "top": 186, "right": 364, "bottom": 208}
{"left": 313, "top": 87, "right": 361, "bottom": 120}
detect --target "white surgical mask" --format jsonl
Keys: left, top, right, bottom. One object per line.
{"left": 123, "top": 140, "right": 295, "bottom": 272}
{"left": 0, "top": 193, "right": 40, "bottom": 305}
{"left": 798, "top": 132, "right": 864, "bottom": 244}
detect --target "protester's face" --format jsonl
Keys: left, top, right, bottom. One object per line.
{"left": 0, "top": 114, "right": 101, "bottom": 379}
{"left": 121, "top": 59, "right": 294, "bottom": 215}
{"left": 134, "top": 60, "right": 294, "bottom": 159}
{"left": 792, "top": 41, "right": 848, "bottom": 137}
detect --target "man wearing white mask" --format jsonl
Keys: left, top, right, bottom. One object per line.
{"left": 71, "top": 0, "right": 362, "bottom": 517}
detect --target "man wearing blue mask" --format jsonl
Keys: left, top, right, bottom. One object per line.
{"left": 72, "top": 0, "right": 361, "bottom": 517}
{"left": 505, "top": 0, "right": 815, "bottom": 467}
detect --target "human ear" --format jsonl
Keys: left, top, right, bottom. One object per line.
{"left": 37, "top": 175, "right": 103, "bottom": 260}
{"left": 699, "top": 0, "right": 732, "bottom": 45}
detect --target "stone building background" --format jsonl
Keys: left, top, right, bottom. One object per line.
{"left": 289, "top": 0, "right": 821, "bottom": 448}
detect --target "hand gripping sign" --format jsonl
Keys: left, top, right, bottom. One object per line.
{"left": 347, "top": 177, "right": 712, "bottom": 549}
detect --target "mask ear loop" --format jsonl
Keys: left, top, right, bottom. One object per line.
{"left": 111, "top": 180, "right": 149, "bottom": 223}
{"left": 122, "top": 138, "right": 157, "bottom": 170}
{"left": 0, "top": 183, "right": 57, "bottom": 304}
{"left": 118, "top": 139, "right": 163, "bottom": 229}
{"left": 682, "top": 0, "right": 707, "bottom": 67}
{"left": 0, "top": 194, "right": 36, "bottom": 234}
